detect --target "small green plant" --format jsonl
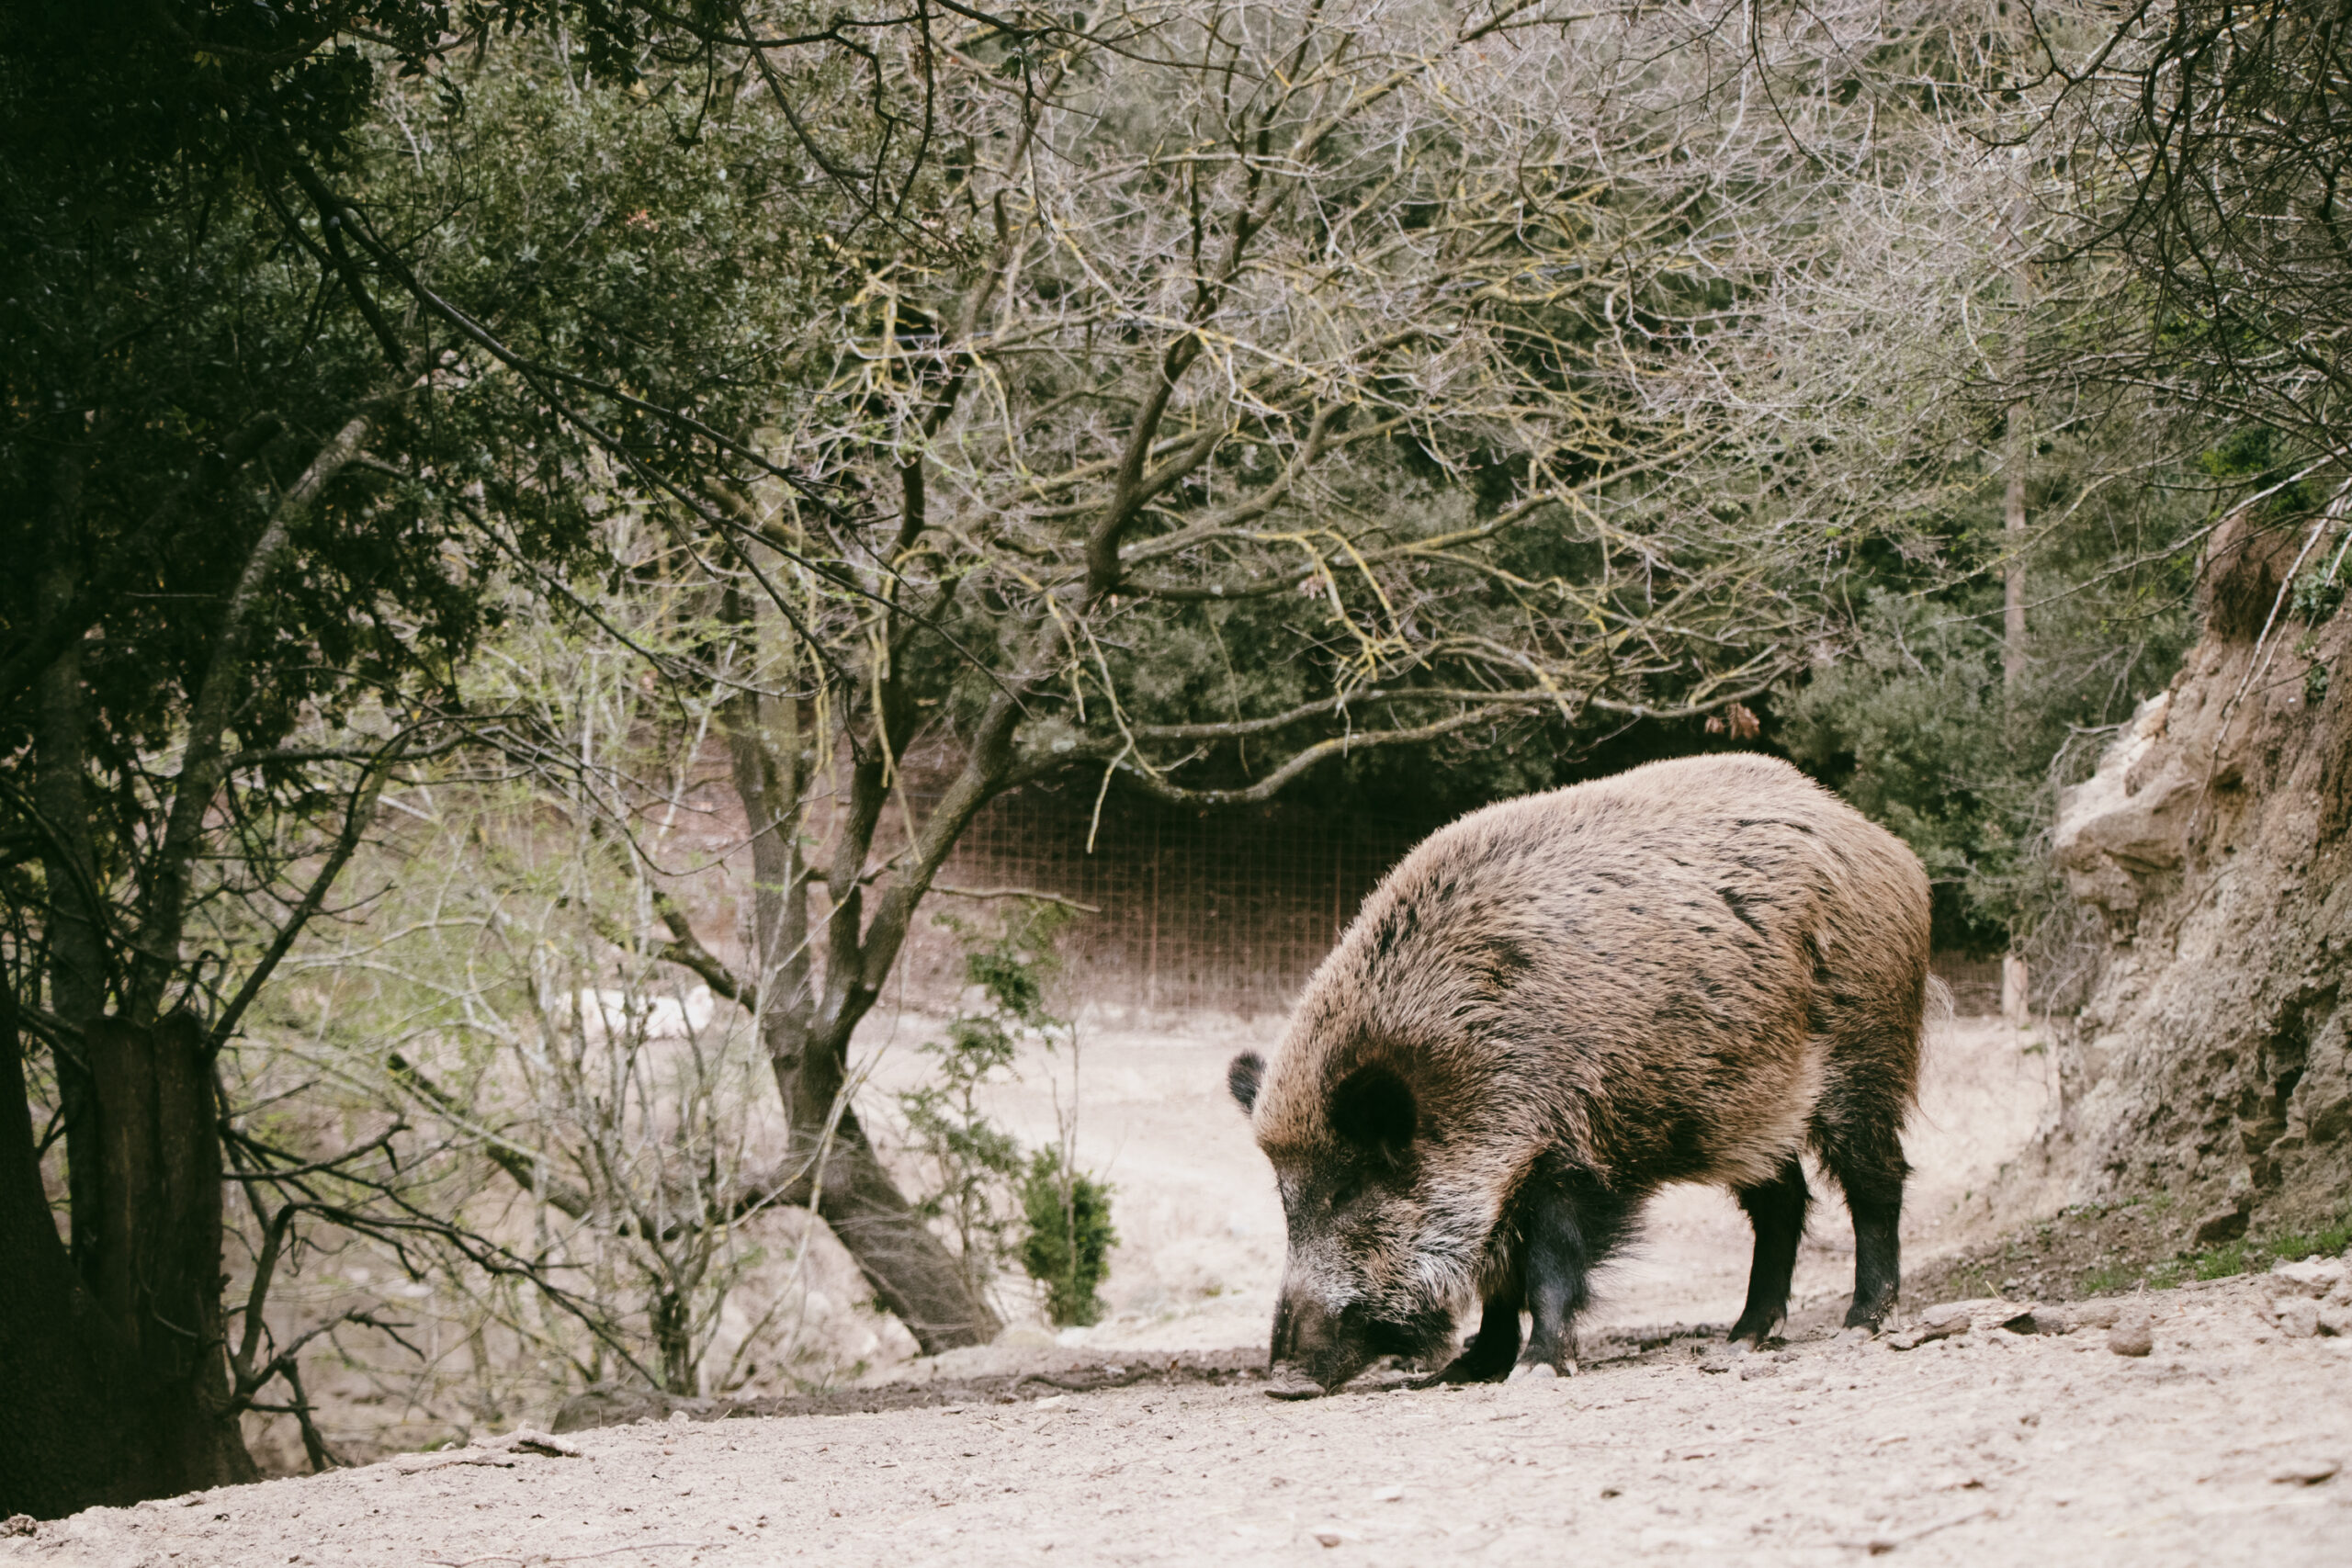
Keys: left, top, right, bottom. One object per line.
{"left": 2189, "top": 1242, "right": 2252, "bottom": 1280}
{"left": 898, "top": 1014, "right": 1027, "bottom": 1301}
{"left": 2305, "top": 660, "right": 2331, "bottom": 706}
{"left": 1020, "top": 1146, "right": 1117, "bottom": 1326}
{"left": 2291, "top": 560, "right": 2346, "bottom": 624}
{"left": 2078, "top": 1263, "right": 2141, "bottom": 1296}
{"left": 898, "top": 901, "right": 1079, "bottom": 1299}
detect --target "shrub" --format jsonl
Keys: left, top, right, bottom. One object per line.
{"left": 1020, "top": 1147, "right": 1117, "bottom": 1327}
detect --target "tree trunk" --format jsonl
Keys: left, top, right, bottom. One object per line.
{"left": 2003, "top": 400, "right": 2029, "bottom": 694}
{"left": 34, "top": 441, "right": 108, "bottom": 1274}
{"left": 126, "top": 413, "right": 370, "bottom": 1023}
{"left": 776, "top": 1005, "right": 1006, "bottom": 1352}
{"left": 718, "top": 627, "right": 1002, "bottom": 1355}
{"left": 0, "top": 1010, "right": 257, "bottom": 1517}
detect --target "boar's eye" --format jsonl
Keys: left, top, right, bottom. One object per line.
{"left": 1328, "top": 1063, "right": 1415, "bottom": 1163}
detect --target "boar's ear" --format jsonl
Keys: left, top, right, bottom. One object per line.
{"left": 1329, "top": 1064, "right": 1416, "bottom": 1161}
{"left": 1227, "top": 1051, "right": 1266, "bottom": 1112}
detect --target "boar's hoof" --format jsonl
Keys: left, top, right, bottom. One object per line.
{"left": 1263, "top": 1367, "right": 1326, "bottom": 1401}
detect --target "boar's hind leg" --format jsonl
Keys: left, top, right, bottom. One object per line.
{"left": 1728, "top": 1156, "right": 1810, "bottom": 1346}
{"left": 1418, "top": 1290, "right": 1521, "bottom": 1386}
{"left": 1816, "top": 1105, "right": 1909, "bottom": 1331}
{"left": 1517, "top": 1171, "right": 1634, "bottom": 1376}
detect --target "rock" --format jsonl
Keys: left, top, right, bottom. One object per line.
{"left": 2319, "top": 1304, "right": 2352, "bottom": 1337}
{"left": 2, "top": 1516, "right": 34, "bottom": 1538}
{"left": 1509, "top": 1361, "right": 1561, "bottom": 1382}
{"left": 2108, "top": 1316, "right": 2154, "bottom": 1357}
{"left": 1920, "top": 1301, "right": 1982, "bottom": 1333}
{"left": 1889, "top": 1303, "right": 1973, "bottom": 1351}
{"left": 2268, "top": 1257, "right": 2346, "bottom": 1297}
{"left": 2053, "top": 692, "right": 2188, "bottom": 923}
{"left": 2268, "top": 1457, "right": 2342, "bottom": 1485}
{"left": 1312, "top": 1528, "right": 1348, "bottom": 1548}
{"left": 1738, "top": 1359, "right": 1781, "bottom": 1381}
{"left": 1698, "top": 1344, "right": 1747, "bottom": 1373}
{"left": 1263, "top": 1368, "right": 1324, "bottom": 1401}
{"left": 1999, "top": 1309, "right": 2057, "bottom": 1336}
{"left": 2072, "top": 1300, "right": 2127, "bottom": 1330}
{"left": 2192, "top": 1205, "right": 2250, "bottom": 1247}
{"left": 1371, "top": 1485, "right": 1405, "bottom": 1502}
{"left": 2274, "top": 1298, "right": 2323, "bottom": 1339}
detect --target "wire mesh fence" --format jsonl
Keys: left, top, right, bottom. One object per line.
{"left": 875, "top": 783, "right": 2016, "bottom": 1021}
{"left": 1928, "top": 955, "right": 2005, "bottom": 1018}
{"left": 882, "top": 784, "right": 1439, "bottom": 1020}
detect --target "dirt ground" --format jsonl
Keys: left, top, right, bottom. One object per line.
{"left": 11, "top": 1015, "right": 2351, "bottom": 1565}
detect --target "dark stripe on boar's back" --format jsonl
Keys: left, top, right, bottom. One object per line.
{"left": 1480, "top": 936, "right": 1533, "bottom": 985}
{"left": 1718, "top": 886, "right": 1770, "bottom": 940}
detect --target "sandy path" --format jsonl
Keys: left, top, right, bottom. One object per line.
{"left": 14, "top": 1278, "right": 2347, "bottom": 1567}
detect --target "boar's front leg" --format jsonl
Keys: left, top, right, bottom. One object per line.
{"left": 1417, "top": 1287, "right": 1521, "bottom": 1386}
{"left": 1514, "top": 1169, "right": 1633, "bottom": 1378}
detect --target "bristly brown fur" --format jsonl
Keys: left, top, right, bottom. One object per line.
{"left": 1244, "top": 753, "right": 1930, "bottom": 1361}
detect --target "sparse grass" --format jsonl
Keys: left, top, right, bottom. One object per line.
{"left": 2081, "top": 1261, "right": 2152, "bottom": 1296}
{"left": 2174, "top": 1220, "right": 2352, "bottom": 1285}
{"left": 1905, "top": 1201, "right": 2351, "bottom": 1305}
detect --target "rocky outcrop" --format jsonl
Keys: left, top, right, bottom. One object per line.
{"left": 2049, "top": 587, "right": 2352, "bottom": 1229}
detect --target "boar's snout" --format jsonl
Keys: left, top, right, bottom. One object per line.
{"left": 1268, "top": 1291, "right": 1374, "bottom": 1394}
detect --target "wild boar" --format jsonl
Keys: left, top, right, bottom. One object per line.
{"left": 1227, "top": 753, "right": 1930, "bottom": 1393}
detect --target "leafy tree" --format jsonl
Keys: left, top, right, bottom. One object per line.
{"left": 0, "top": 2, "right": 887, "bottom": 1512}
